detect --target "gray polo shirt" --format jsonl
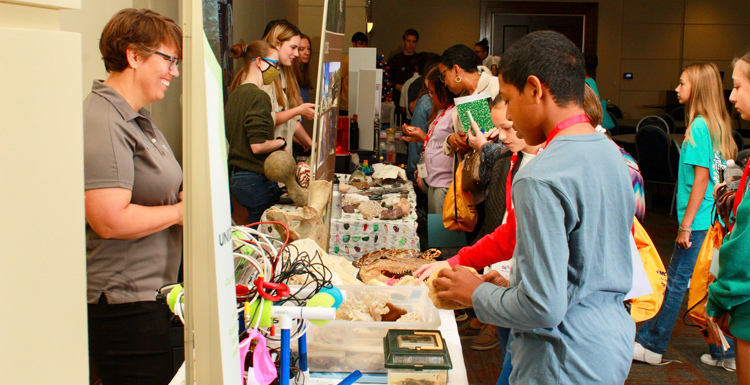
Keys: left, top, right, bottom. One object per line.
{"left": 84, "top": 80, "right": 183, "bottom": 304}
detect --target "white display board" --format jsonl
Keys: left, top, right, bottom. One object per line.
{"left": 181, "top": 0, "right": 242, "bottom": 383}
{"left": 348, "top": 47, "right": 377, "bottom": 116}
{"left": 356, "top": 68, "right": 382, "bottom": 151}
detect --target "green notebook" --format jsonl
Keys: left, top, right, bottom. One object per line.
{"left": 455, "top": 92, "right": 493, "bottom": 134}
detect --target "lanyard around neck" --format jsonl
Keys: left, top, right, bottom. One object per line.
{"left": 544, "top": 114, "right": 590, "bottom": 148}
{"left": 423, "top": 106, "right": 452, "bottom": 150}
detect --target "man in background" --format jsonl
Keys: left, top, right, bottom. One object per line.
{"left": 339, "top": 32, "right": 369, "bottom": 117}
{"left": 387, "top": 28, "right": 419, "bottom": 116}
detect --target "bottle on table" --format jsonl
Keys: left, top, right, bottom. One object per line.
{"left": 385, "top": 128, "right": 396, "bottom": 164}
{"left": 332, "top": 176, "right": 342, "bottom": 219}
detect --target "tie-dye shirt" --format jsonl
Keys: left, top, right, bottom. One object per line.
{"left": 619, "top": 147, "right": 646, "bottom": 223}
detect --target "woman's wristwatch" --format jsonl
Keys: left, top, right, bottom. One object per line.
{"left": 276, "top": 136, "right": 287, "bottom": 150}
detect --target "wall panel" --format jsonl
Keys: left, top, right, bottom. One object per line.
{"left": 618, "top": 90, "right": 666, "bottom": 118}
{"left": 619, "top": 59, "right": 681, "bottom": 91}
{"left": 621, "top": 23, "right": 682, "bottom": 59}
{"left": 685, "top": 0, "right": 750, "bottom": 25}
{"left": 623, "top": 0, "right": 684, "bottom": 24}
{"left": 683, "top": 25, "right": 750, "bottom": 61}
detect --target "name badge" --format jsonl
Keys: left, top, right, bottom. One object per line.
{"left": 417, "top": 163, "right": 428, "bottom": 178}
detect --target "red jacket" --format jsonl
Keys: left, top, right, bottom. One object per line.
{"left": 448, "top": 203, "right": 516, "bottom": 270}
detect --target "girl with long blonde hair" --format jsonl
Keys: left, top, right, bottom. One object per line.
{"left": 684, "top": 63, "right": 737, "bottom": 161}
{"left": 635, "top": 62, "right": 738, "bottom": 368}
{"left": 262, "top": 20, "right": 314, "bottom": 152}
{"left": 706, "top": 51, "right": 750, "bottom": 385}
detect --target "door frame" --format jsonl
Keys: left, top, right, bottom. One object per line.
{"left": 480, "top": 1, "right": 599, "bottom": 58}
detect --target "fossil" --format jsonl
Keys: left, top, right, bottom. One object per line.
{"left": 353, "top": 248, "right": 441, "bottom": 284}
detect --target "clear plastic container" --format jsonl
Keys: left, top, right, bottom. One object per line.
{"left": 299, "top": 285, "right": 440, "bottom": 373}
{"left": 388, "top": 369, "right": 448, "bottom": 385}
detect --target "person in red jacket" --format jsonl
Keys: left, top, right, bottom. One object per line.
{"left": 414, "top": 107, "right": 540, "bottom": 281}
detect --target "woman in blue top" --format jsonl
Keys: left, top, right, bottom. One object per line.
{"left": 635, "top": 63, "right": 738, "bottom": 367}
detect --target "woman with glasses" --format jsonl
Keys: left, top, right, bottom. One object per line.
{"left": 84, "top": 9, "right": 183, "bottom": 384}
{"left": 262, "top": 21, "right": 314, "bottom": 153}
{"left": 403, "top": 67, "right": 456, "bottom": 214}
{"left": 438, "top": 44, "right": 500, "bottom": 245}
{"left": 226, "top": 40, "right": 286, "bottom": 225}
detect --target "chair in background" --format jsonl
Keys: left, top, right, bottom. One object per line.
{"left": 636, "top": 126, "right": 677, "bottom": 217}
{"left": 637, "top": 115, "right": 670, "bottom": 133}
{"left": 733, "top": 130, "right": 745, "bottom": 152}
{"left": 671, "top": 106, "right": 686, "bottom": 122}
{"left": 607, "top": 111, "right": 619, "bottom": 136}
{"left": 654, "top": 112, "right": 676, "bottom": 134}
{"left": 608, "top": 103, "right": 624, "bottom": 119}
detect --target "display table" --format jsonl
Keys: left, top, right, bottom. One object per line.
{"left": 169, "top": 309, "right": 468, "bottom": 385}
{"left": 260, "top": 173, "right": 420, "bottom": 261}
{"left": 304, "top": 309, "right": 468, "bottom": 385}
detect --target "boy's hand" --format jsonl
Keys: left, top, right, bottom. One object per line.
{"left": 433, "top": 266, "right": 484, "bottom": 307}
{"left": 481, "top": 270, "right": 510, "bottom": 288}
{"left": 467, "top": 121, "right": 488, "bottom": 151}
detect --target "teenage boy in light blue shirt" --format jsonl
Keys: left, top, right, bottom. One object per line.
{"left": 434, "top": 31, "right": 636, "bottom": 384}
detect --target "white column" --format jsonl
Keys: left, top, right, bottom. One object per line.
{"left": 0, "top": 0, "right": 88, "bottom": 384}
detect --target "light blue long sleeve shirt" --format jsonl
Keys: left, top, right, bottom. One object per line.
{"left": 473, "top": 134, "right": 636, "bottom": 384}
{"left": 407, "top": 94, "right": 432, "bottom": 182}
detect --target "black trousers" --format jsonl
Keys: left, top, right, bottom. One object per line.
{"left": 88, "top": 295, "right": 174, "bottom": 385}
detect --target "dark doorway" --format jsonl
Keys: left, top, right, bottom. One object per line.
{"left": 481, "top": 2, "right": 598, "bottom": 73}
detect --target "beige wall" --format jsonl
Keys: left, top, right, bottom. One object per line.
{"left": 233, "top": 0, "right": 300, "bottom": 44}
{"left": 1, "top": 1, "right": 89, "bottom": 383}
{"left": 620, "top": 0, "right": 750, "bottom": 121}
{"left": 370, "top": 0, "right": 750, "bottom": 124}
{"left": 61, "top": 0, "right": 184, "bottom": 162}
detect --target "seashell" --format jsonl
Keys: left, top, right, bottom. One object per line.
{"left": 295, "top": 162, "right": 311, "bottom": 188}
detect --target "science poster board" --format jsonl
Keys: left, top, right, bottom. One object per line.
{"left": 181, "top": 0, "right": 242, "bottom": 384}
{"left": 310, "top": 0, "right": 346, "bottom": 182}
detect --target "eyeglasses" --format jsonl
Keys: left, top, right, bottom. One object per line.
{"left": 154, "top": 51, "right": 180, "bottom": 70}
{"left": 253, "top": 57, "right": 279, "bottom": 69}
{"left": 438, "top": 68, "right": 449, "bottom": 83}
{"left": 262, "top": 57, "right": 279, "bottom": 69}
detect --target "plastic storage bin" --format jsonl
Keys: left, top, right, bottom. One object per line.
{"left": 383, "top": 329, "right": 451, "bottom": 385}
{"left": 302, "top": 285, "right": 440, "bottom": 373}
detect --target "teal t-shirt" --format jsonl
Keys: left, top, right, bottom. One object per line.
{"left": 585, "top": 78, "right": 615, "bottom": 129}
{"left": 676, "top": 115, "right": 725, "bottom": 230}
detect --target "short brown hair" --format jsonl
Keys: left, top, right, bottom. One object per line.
{"left": 100, "top": 8, "right": 182, "bottom": 73}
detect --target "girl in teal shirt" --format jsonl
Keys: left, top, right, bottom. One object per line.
{"left": 635, "top": 63, "right": 737, "bottom": 368}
